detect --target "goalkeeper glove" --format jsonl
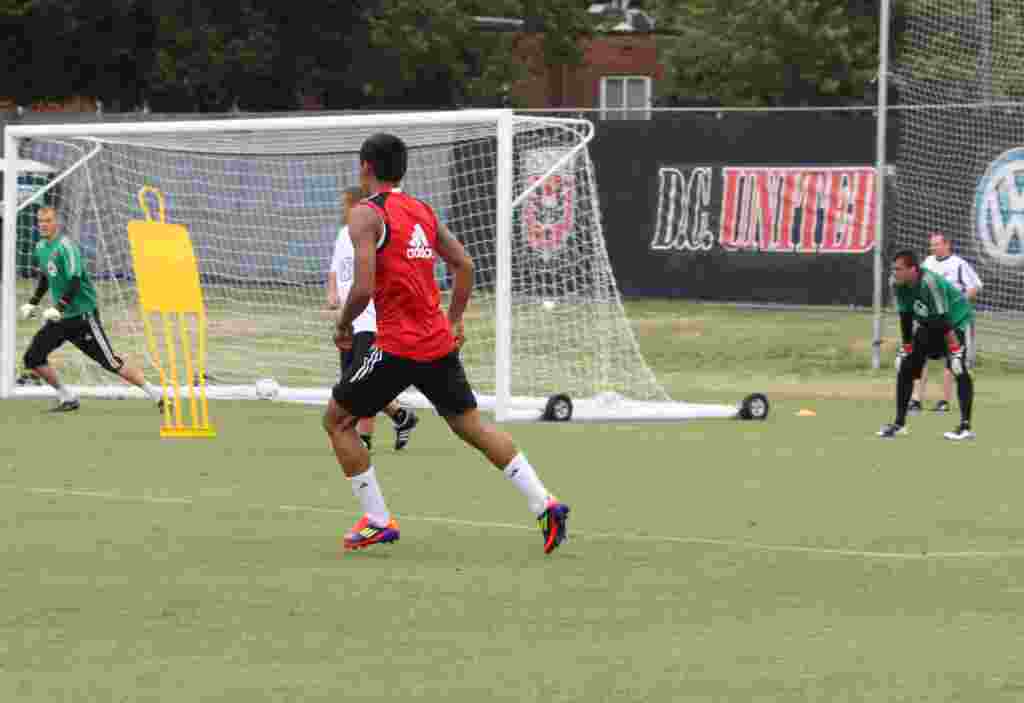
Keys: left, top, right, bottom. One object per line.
{"left": 949, "top": 343, "right": 966, "bottom": 376}
{"left": 895, "top": 344, "right": 912, "bottom": 373}
{"left": 42, "top": 307, "right": 62, "bottom": 322}
{"left": 20, "top": 303, "right": 38, "bottom": 320}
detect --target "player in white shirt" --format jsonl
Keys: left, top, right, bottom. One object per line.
{"left": 328, "top": 186, "right": 418, "bottom": 451}
{"left": 908, "top": 231, "right": 982, "bottom": 414}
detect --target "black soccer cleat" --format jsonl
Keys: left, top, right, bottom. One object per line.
{"left": 932, "top": 400, "right": 951, "bottom": 413}
{"left": 393, "top": 409, "right": 419, "bottom": 451}
{"left": 877, "top": 422, "right": 908, "bottom": 438}
{"left": 48, "top": 399, "right": 80, "bottom": 413}
{"left": 906, "top": 399, "right": 923, "bottom": 415}
{"left": 16, "top": 371, "right": 42, "bottom": 387}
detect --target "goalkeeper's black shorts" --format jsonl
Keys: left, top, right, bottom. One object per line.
{"left": 23, "top": 310, "right": 124, "bottom": 374}
{"left": 914, "top": 325, "right": 967, "bottom": 370}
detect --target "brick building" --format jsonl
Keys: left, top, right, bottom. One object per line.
{"left": 511, "top": 31, "right": 663, "bottom": 117}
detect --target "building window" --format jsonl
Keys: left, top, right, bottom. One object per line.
{"left": 600, "top": 76, "right": 651, "bottom": 120}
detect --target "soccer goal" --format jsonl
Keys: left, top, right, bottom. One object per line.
{"left": 880, "top": 0, "right": 1024, "bottom": 364}
{"left": 2, "top": 109, "right": 760, "bottom": 422}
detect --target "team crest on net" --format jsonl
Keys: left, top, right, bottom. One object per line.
{"left": 523, "top": 148, "right": 576, "bottom": 262}
{"left": 406, "top": 224, "right": 434, "bottom": 259}
{"left": 974, "top": 147, "right": 1024, "bottom": 267}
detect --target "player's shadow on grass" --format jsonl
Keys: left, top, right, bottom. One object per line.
{"left": 328, "top": 532, "right": 580, "bottom": 565}
{"left": 369, "top": 447, "right": 460, "bottom": 459}
{"left": 105, "top": 431, "right": 176, "bottom": 441}
{"left": 258, "top": 447, "right": 331, "bottom": 458}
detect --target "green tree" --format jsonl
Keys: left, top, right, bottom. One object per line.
{"left": 147, "top": 0, "right": 285, "bottom": 112}
{"left": 519, "top": 0, "right": 594, "bottom": 67}
{"left": 898, "top": 0, "right": 1024, "bottom": 102}
{"left": 0, "top": 0, "right": 158, "bottom": 110}
{"left": 0, "top": 0, "right": 596, "bottom": 113}
{"left": 78, "top": 0, "right": 159, "bottom": 111}
{"left": 654, "top": 0, "right": 879, "bottom": 106}
{"left": 0, "top": 0, "right": 37, "bottom": 105}
{"left": 255, "top": 0, "right": 371, "bottom": 110}
{"left": 364, "top": 0, "right": 594, "bottom": 107}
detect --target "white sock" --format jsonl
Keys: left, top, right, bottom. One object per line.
{"left": 350, "top": 466, "right": 390, "bottom": 526}
{"left": 142, "top": 382, "right": 162, "bottom": 402}
{"left": 503, "top": 453, "right": 550, "bottom": 517}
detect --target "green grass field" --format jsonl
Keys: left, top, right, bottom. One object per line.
{"left": 4, "top": 302, "right": 1024, "bottom": 702}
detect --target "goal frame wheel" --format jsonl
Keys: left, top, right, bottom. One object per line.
{"left": 738, "top": 393, "right": 770, "bottom": 421}
{"left": 542, "top": 393, "right": 573, "bottom": 422}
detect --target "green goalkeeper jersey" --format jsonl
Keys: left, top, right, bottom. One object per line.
{"left": 34, "top": 236, "right": 98, "bottom": 319}
{"left": 894, "top": 269, "right": 973, "bottom": 331}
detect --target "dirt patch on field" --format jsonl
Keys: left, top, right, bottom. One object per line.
{"left": 664, "top": 365, "right": 896, "bottom": 402}
{"left": 108, "top": 315, "right": 270, "bottom": 339}
{"left": 850, "top": 336, "right": 899, "bottom": 354}
{"left": 751, "top": 378, "right": 893, "bottom": 401}
{"left": 634, "top": 317, "right": 706, "bottom": 338}
{"left": 206, "top": 318, "right": 267, "bottom": 337}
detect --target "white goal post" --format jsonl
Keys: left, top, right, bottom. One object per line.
{"left": 2, "top": 109, "right": 755, "bottom": 422}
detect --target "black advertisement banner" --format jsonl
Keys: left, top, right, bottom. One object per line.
{"left": 590, "top": 112, "right": 884, "bottom": 306}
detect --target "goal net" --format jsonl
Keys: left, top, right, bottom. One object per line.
{"left": 889, "top": 0, "right": 1024, "bottom": 362}
{"left": 2, "top": 110, "right": 740, "bottom": 421}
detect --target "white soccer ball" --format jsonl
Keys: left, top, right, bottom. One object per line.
{"left": 542, "top": 299, "right": 556, "bottom": 311}
{"left": 255, "top": 378, "right": 280, "bottom": 400}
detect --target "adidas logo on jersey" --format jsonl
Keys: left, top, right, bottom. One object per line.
{"left": 406, "top": 224, "right": 434, "bottom": 260}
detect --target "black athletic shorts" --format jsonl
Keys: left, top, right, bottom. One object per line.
{"left": 332, "top": 346, "right": 477, "bottom": 419}
{"left": 913, "top": 324, "right": 967, "bottom": 372}
{"left": 23, "top": 310, "right": 124, "bottom": 374}
{"left": 341, "top": 331, "right": 376, "bottom": 376}
{"left": 921, "top": 323, "right": 976, "bottom": 369}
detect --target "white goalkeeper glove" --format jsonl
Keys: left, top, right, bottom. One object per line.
{"left": 895, "top": 344, "right": 912, "bottom": 373}
{"left": 20, "top": 303, "right": 38, "bottom": 320}
{"left": 949, "top": 344, "right": 966, "bottom": 376}
{"left": 42, "top": 307, "right": 62, "bottom": 322}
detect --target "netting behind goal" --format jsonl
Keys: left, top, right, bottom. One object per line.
{"left": 4, "top": 112, "right": 730, "bottom": 419}
{"left": 889, "top": 0, "right": 1024, "bottom": 361}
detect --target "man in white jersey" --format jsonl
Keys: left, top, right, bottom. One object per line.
{"left": 328, "top": 186, "right": 418, "bottom": 451}
{"left": 908, "top": 231, "right": 982, "bottom": 414}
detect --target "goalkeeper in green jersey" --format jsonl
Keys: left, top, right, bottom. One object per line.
{"left": 19, "top": 207, "right": 166, "bottom": 412}
{"left": 879, "top": 249, "right": 975, "bottom": 440}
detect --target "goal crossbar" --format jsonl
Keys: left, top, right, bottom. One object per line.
{"left": 4, "top": 109, "right": 517, "bottom": 140}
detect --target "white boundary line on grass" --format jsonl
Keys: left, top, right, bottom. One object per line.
{"left": 14, "top": 485, "right": 1024, "bottom": 561}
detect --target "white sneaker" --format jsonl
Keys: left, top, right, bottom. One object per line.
{"left": 48, "top": 398, "right": 80, "bottom": 413}
{"left": 943, "top": 423, "right": 976, "bottom": 441}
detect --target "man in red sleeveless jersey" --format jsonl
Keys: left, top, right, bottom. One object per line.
{"left": 323, "top": 133, "right": 570, "bottom": 554}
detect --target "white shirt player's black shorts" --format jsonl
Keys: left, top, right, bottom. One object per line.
{"left": 23, "top": 310, "right": 124, "bottom": 374}
{"left": 340, "top": 331, "right": 376, "bottom": 377}
{"left": 332, "top": 346, "right": 477, "bottom": 419}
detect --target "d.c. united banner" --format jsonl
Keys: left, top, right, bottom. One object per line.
{"left": 653, "top": 166, "right": 877, "bottom": 255}
{"left": 588, "top": 111, "right": 883, "bottom": 306}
